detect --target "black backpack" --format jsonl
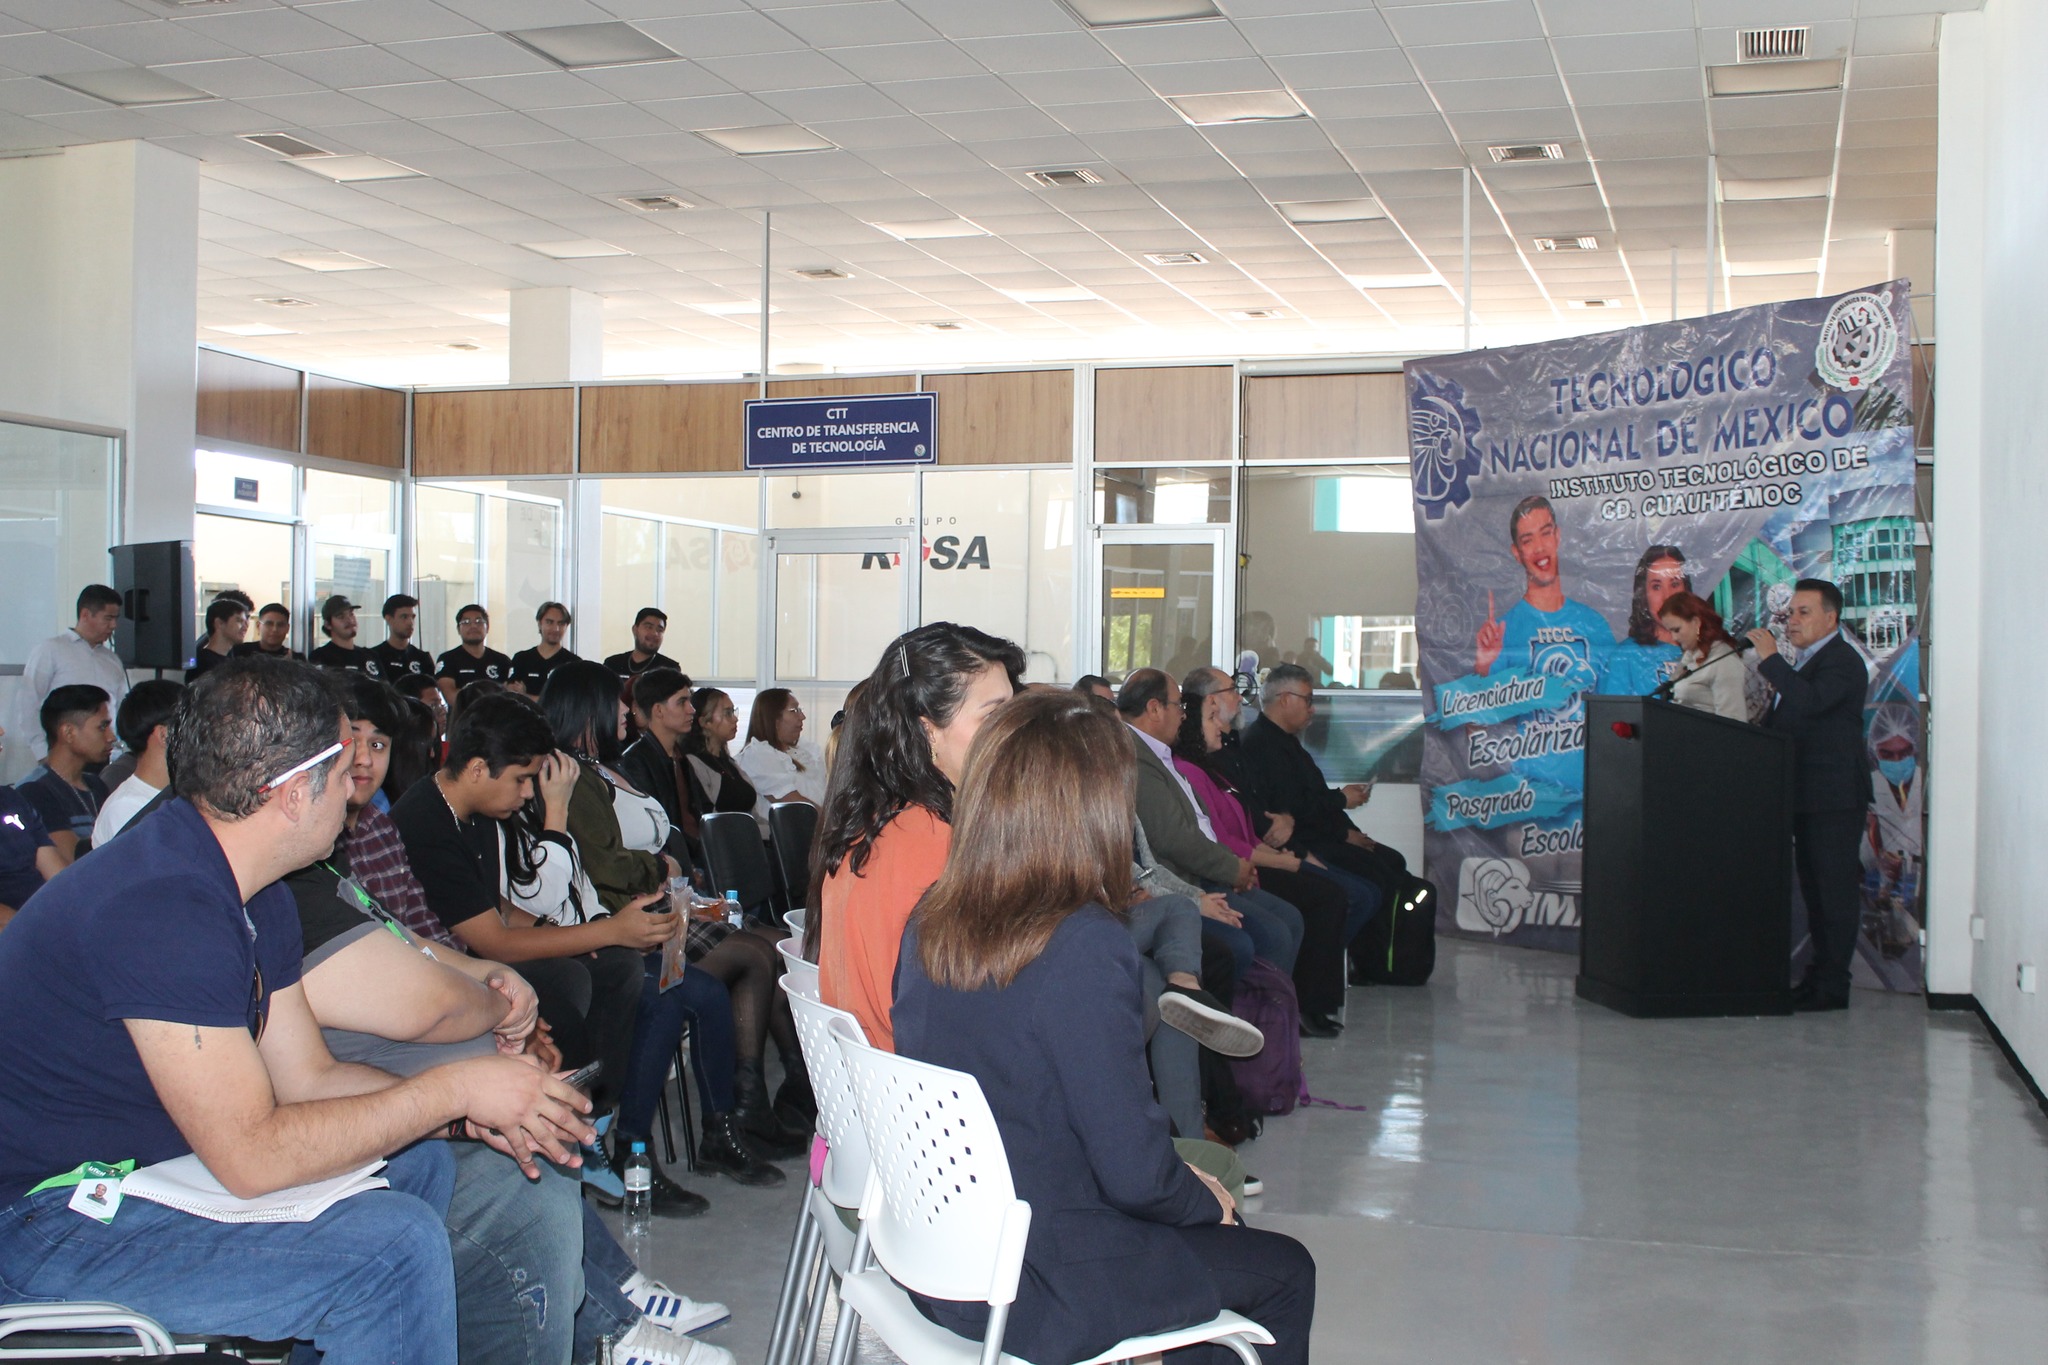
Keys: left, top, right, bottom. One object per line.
{"left": 1352, "top": 873, "right": 1438, "bottom": 986}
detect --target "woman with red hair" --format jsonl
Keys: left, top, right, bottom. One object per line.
{"left": 1658, "top": 591, "right": 1748, "bottom": 720}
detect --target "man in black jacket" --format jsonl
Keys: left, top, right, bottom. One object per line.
{"left": 1751, "top": 578, "right": 1871, "bottom": 1012}
{"left": 616, "top": 667, "right": 698, "bottom": 869}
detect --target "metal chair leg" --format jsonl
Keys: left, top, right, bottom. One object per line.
{"left": 765, "top": 1207, "right": 822, "bottom": 1365}
{"left": 795, "top": 1255, "right": 832, "bottom": 1365}
{"left": 675, "top": 1041, "right": 698, "bottom": 1172}
{"left": 655, "top": 1076, "right": 677, "bottom": 1166}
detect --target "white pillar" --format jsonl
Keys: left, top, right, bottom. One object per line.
{"left": 1924, "top": 11, "right": 1985, "bottom": 998}
{"left": 509, "top": 287, "right": 603, "bottom": 383}
{"left": 0, "top": 140, "right": 199, "bottom": 545}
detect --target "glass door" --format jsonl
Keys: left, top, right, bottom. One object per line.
{"left": 763, "top": 527, "right": 916, "bottom": 720}
{"left": 1096, "top": 526, "right": 1228, "bottom": 683}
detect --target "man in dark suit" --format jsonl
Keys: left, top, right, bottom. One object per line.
{"left": 1750, "top": 578, "right": 1871, "bottom": 1012}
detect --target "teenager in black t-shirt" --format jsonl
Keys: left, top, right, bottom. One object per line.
{"left": 602, "top": 607, "right": 680, "bottom": 683}
{"left": 366, "top": 593, "right": 435, "bottom": 683}
{"left": 435, "top": 604, "right": 514, "bottom": 706}
{"left": 308, "top": 595, "right": 373, "bottom": 673}
{"left": 232, "top": 602, "right": 303, "bottom": 661}
{"left": 509, "top": 600, "right": 580, "bottom": 697}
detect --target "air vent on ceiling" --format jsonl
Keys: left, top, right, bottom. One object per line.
{"left": 921, "top": 321, "right": 966, "bottom": 331}
{"left": 1489, "top": 142, "right": 1564, "bottom": 163}
{"left": 1567, "top": 299, "right": 1620, "bottom": 310}
{"left": 1231, "top": 308, "right": 1284, "bottom": 320}
{"left": 1145, "top": 251, "right": 1207, "bottom": 266}
{"left": 241, "top": 133, "right": 331, "bottom": 158}
{"left": 1738, "top": 27, "right": 1808, "bottom": 62}
{"left": 615, "top": 193, "right": 692, "bottom": 212}
{"left": 790, "top": 267, "right": 851, "bottom": 281}
{"left": 445, "top": 342, "right": 481, "bottom": 351}
{"left": 254, "top": 296, "right": 315, "bottom": 307}
{"left": 1533, "top": 235, "right": 1600, "bottom": 252}
{"left": 1028, "top": 167, "right": 1105, "bottom": 187}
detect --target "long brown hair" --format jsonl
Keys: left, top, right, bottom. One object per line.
{"left": 913, "top": 690, "right": 1135, "bottom": 991}
{"left": 1659, "top": 590, "right": 1732, "bottom": 655}
{"left": 745, "top": 686, "right": 799, "bottom": 754}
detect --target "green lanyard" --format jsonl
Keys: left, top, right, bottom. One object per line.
{"left": 320, "top": 862, "right": 420, "bottom": 951}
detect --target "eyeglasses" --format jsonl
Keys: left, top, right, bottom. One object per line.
{"left": 458, "top": 617, "right": 487, "bottom": 627}
{"left": 247, "top": 960, "right": 266, "bottom": 1043}
{"left": 260, "top": 737, "right": 353, "bottom": 792}
{"left": 1273, "top": 690, "right": 1315, "bottom": 706}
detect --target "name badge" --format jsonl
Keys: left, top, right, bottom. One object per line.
{"left": 68, "top": 1163, "right": 125, "bottom": 1223}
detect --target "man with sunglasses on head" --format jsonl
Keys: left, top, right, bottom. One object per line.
{"left": 0, "top": 658, "right": 593, "bottom": 1365}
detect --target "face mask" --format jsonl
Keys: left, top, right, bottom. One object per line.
{"left": 1878, "top": 756, "right": 1915, "bottom": 786}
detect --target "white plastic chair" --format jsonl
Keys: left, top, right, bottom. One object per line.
{"left": 784, "top": 907, "right": 807, "bottom": 939}
{"left": 831, "top": 1019, "right": 1273, "bottom": 1365}
{"left": 776, "top": 932, "right": 821, "bottom": 999}
{"left": 763, "top": 978, "right": 871, "bottom": 1365}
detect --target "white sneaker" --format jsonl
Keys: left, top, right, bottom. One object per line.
{"left": 615, "top": 1317, "right": 735, "bottom": 1365}
{"left": 620, "top": 1271, "right": 730, "bottom": 1336}
{"left": 1158, "top": 986, "right": 1265, "bottom": 1058}
{"left": 1242, "top": 1174, "right": 1265, "bottom": 1198}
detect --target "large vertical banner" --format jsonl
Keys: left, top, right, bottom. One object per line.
{"left": 1407, "top": 281, "right": 1924, "bottom": 988}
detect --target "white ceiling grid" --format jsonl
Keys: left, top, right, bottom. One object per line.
{"left": 0, "top": 0, "right": 1966, "bottom": 384}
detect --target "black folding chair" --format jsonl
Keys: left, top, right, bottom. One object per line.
{"left": 767, "top": 801, "right": 819, "bottom": 918}
{"left": 700, "top": 812, "right": 779, "bottom": 925}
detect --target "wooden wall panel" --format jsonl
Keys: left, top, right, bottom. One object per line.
{"left": 1094, "top": 365, "right": 1233, "bottom": 463}
{"left": 1242, "top": 372, "right": 1407, "bottom": 463}
{"left": 580, "top": 383, "right": 753, "bottom": 473}
{"left": 196, "top": 349, "right": 302, "bottom": 453}
{"left": 306, "top": 374, "right": 405, "bottom": 468}
{"left": 926, "top": 369, "right": 1073, "bottom": 465}
{"left": 764, "top": 375, "right": 916, "bottom": 399}
{"left": 414, "top": 388, "right": 572, "bottom": 477}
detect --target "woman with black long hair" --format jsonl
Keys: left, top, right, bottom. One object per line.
{"left": 810, "top": 622, "right": 1023, "bottom": 1052}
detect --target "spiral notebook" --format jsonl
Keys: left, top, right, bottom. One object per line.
{"left": 122, "top": 1155, "right": 389, "bottom": 1224}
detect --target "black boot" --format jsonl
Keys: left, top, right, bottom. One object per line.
{"left": 771, "top": 1047, "right": 818, "bottom": 1130}
{"left": 735, "top": 1058, "right": 810, "bottom": 1159}
{"left": 698, "top": 1112, "right": 787, "bottom": 1187}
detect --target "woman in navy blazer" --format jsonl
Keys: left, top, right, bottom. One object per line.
{"left": 893, "top": 690, "right": 1315, "bottom": 1365}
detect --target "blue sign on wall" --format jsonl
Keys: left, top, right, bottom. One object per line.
{"left": 744, "top": 392, "right": 937, "bottom": 469}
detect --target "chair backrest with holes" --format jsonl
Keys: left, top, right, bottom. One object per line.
{"left": 776, "top": 935, "right": 820, "bottom": 998}
{"left": 701, "top": 811, "right": 777, "bottom": 917}
{"left": 781, "top": 980, "right": 871, "bottom": 1207}
{"left": 829, "top": 1015, "right": 1032, "bottom": 1307}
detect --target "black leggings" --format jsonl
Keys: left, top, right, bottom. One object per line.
{"left": 693, "top": 926, "right": 799, "bottom": 1068}
{"left": 1256, "top": 865, "right": 1350, "bottom": 1016}
{"left": 1166, "top": 1223, "right": 1316, "bottom": 1365}
{"left": 518, "top": 947, "right": 643, "bottom": 1114}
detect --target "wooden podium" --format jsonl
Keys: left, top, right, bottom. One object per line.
{"left": 1577, "top": 695, "right": 1796, "bottom": 1018}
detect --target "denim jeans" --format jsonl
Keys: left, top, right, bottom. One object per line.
{"left": 618, "top": 953, "right": 738, "bottom": 1144}
{"left": 1199, "top": 887, "right": 1303, "bottom": 979}
{"left": 447, "top": 1143, "right": 583, "bottom": 1365}
{"left": 572, "top": 1201, "right": 643, "bottom": 1365}
{"left": 0, "top": 1140, "right": 457, "bottom": 1365}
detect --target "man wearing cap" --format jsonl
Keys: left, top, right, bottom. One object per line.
{"left": 366, "top": 595, "right": 435, "bottom": 684}
{"left": 436, "top": 604, "right": 514, "bottom": 705}
{"left": 308, "top": 596, "right": 372, "bottom": 675}
{"left": 603, "top": 608, "right": 681, "bottom": 684}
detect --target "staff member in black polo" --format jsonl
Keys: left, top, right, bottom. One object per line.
{"left": 366, "top": 593, "right": 435, "bottom": 683}
{"left": 1749, "top": 578, "right": 1870, "bottom": 1013}
{"left": 603, "top": 608, "right": 681, "bottom": 683}
{"left": 436, "top": 603, "right": 514, "bottom": 704}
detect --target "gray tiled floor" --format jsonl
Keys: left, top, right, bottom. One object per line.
{"left": 611, "top": 937, "right": 2048, "bottom": 1364}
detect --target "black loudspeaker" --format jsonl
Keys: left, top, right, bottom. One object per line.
{"left": 111, "top": 540, "right": 196, "bottom": 671}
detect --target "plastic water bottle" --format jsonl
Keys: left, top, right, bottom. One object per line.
{"left": 623, "top": 1141, "right": 652, "bottom": 1233}
{"left": 723, "top": 888, "right": 744, "bottom": 930}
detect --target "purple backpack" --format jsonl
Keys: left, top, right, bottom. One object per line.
{"left": 1227, "top": 959, "right": 1302, "bottom": 1116}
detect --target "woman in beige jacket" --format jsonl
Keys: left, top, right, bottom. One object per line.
{"left": 1658, "top": 591, "right": 1750, "bottom": 721}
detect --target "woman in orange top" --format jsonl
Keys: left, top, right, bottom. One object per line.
{"left": 810, "top": 622, "right": 1023, "bottom": 1050}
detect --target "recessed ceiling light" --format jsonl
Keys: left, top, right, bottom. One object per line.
{"left": 790, "top": 267, "right": 852, "bottom": 281}
{"left": 1706, "top": 59, "right": 1843, "bottom": 96}
{"left": 1276, "top": 198, "right": 1384, "bottom": 224}
{"left": 253, "top": 296, "right": 315, "bottom": 308}
{"left": 296, "top": 155, "right": 424, "bottom": 183}
{"left": 1167, "top": 90, "right": 1307, "bottom": 125}
{"left": 871, "top": 218, "right": 988, "bottom": 240}
{"left": 521, "top": 240, "right": 630, "bottom": 259}
{"left": 1145, "top": 251, "right": 1207, "bottom": 266}
{"left": 1059, "top": 0, "right": 1221, "bottom": 27}
{"left": 276, "top": 251, "right": 382, "bottom": 272}
{"left": 1533, "top": 235, "right": 1600, "bottom": 252}
{"left": 1345, "top": 272, "right": 1442, "bottom": 289}
{"left": 615, "top": 192, "right": 694, "bottom": 212}
{"left": 1719, "top": 175, "right": 1831, "bottom": 202}
{"left": 445, "top": 341, "right": 482, "bottom": 351}
{"left": 207, "top": 323, "right": 297, "bottom": 337}
{"left": 1230, "top": 308, "right": 1285, "bottom": 320}
{"left": 503, "top": 22, "right": 680, "bottom": 70}
{"left": 43, "top": 67, "right": 212, "bottom": 106}
{"left": 1027, "top": 167, "right": 1105, "bottom": 187}
{"left": 1488, "top": 143, "right": 1565, "bottom": 163}
{"left": 1567, "top": 299, "right": 1622, "bottom": 310}
{"left": 920, "top": 320, "right": 967, "bottom": 331}
{"left": 1726, "top": 258, "right": 1820, "bottom": 277}
{"left": 241, "top": 132, "right": 330, "bottom": 158}
{"left": 695, "top": 124, "right": 835, "bottom": 156}
{"left": 1738, "top": 27, "right": 1809, "bottom": 62}
{"left": 693, "top": 300, "right": 779, "bottom": 316}
{"left": 1002, "top": 286, "right": 1098, "bottom": 303}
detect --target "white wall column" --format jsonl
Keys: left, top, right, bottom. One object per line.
{"left": 0, "top": 140, "right": 199, "bottom": 544}
{"left": 509, "top": 287, "right": 603, "bottom": 384}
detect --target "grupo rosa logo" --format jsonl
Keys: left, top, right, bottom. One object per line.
{"left": 1456, "top": 855, "right": 1535, "bottom": 936}
{"left": 1408, "top": 372, "right": 1483, "bottom": 521}
{"left": 1814, "top": 289, "right": 1898, "bottom": 392}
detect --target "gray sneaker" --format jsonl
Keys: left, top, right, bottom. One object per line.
{"left": 1158, "top": 985, "right": 1264, "bottom": 1058}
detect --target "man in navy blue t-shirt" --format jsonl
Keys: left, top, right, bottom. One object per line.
{"left": 0, "top": 658, "right": 594, "bottom": 1362}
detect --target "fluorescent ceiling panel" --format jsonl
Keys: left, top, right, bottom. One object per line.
{"left": 242, "top": 132, "right": 330, "bottom": 158}
{"left": 297, "top": 156, "right": 424, "bottom": 183}
{"left": 871, "top": 218, "right": 989, "bottom": 240}
{"left": 1167, "top": 90, "right": 1307, "bottom": 125}
{"left": 504, "top": 22, "right": 681, "bottom": 70}
{"left": 521, "top": 240, "right": 630, "bottom": 258}
{"left": 1060, "top": 0, "right": 1222, "bottom": 27}
{"left": 695, "top": 124, "right": 836, "bottom": 155}
{"left": 276, "top": 251, "right": 382, "bottom": 272}
{"left": 1706, "top": 59, "right": 1844, "bottom": 97}
{"left": 1277, "top": 198, "right": 1383, "bottom": 224}
{"left": 44, "top": 67, "right": 212, "bottom": 106}
{"left": 1720, "top": 175, "right": 1832, "bottom": 201}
